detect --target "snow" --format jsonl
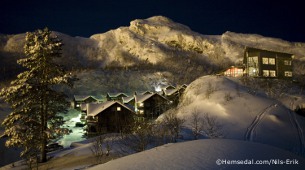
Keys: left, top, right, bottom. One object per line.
{"left": 1, "top": 16, "right": 305, "bottom": 169}
{"left": 56, "top": 109, "right": 86, "bottom": 148}
{"left": 175, "top": 75, "right": 305, "bottom": 155}
{"left": 89, "top": 139, "right": 305, "bottom": 170}
{"left": 1, "top": 75, "right": 305, "bottom": 169}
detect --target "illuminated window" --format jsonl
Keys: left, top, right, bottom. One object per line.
{"left": 248, "top": 57, "right": 258, "bottom": 66}
{"left": 262, "top": 57, "right": 275, "bottom": 65}
{"left": 284, "top": 60, "right": 292, "bottom": 65}
{"left": 139, "top": 110, "right": 144, "bottom": 114}
{"left": 263, "top": 70, "right": 269, "bottom": 77}
{"left": 262, "top": 58, "right": 269, "bottom": 64}
{"left": 139, "top": 102, "right": 144, "bottom": 107}
{"left": 117, "top": 107, "right": 121, "bottom": 111}
{"left": 270, "top": 70, "right": 276, "bottom": 77}
{"left": 284, "top": 71, "right": 292, "bottom": 77}
{"left": 269, "top": 58, "right": 275, "bottom": 65}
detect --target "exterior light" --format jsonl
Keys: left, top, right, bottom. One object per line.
{"left": 117, "top": 107, "right": 121, "bottom": 111}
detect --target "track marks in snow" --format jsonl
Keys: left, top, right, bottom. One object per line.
{"left": 244, "top": 104, "right": 277, "bottom": 141}
{"left": 288, "top": 110, "right": 305, "bottom": 155}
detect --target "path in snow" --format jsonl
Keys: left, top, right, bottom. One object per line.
{"left": 288, "top": 109, "right": 305, "bottom": 155}
{"left": 244, "top": 103, "right": 277, "bottom": 141}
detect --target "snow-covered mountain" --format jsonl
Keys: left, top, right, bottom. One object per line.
{"left": 1, "top": 16, "right": 305, "bottom": 93}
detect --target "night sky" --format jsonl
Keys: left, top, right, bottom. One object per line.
{"left": 1, "top": 0, "right": 304, "bottom": 42}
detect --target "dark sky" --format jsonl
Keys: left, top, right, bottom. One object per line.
{"left": 1, "top": 0, "right": 304, "bottom": 42}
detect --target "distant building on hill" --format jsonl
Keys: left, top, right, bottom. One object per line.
{"left": 244, "top": 47, "right": 293, "bottom": 79}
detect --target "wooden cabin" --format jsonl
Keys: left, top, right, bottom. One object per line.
{"left": 73, "top": 95, "right": 101, "bottom": 109}
{"left": 244, "top": 47, "right": 293, "bottom": 79}
{"left": 86, "top": 101, "right": 135, "bottom": 134}
{"left": 135, "top": 93, "right": 170, "bottom": 119}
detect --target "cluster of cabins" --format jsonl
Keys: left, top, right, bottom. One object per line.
{"left": 224, "top": 47, "right": 294, "bottom": 79}
{"left": 72, "top": 47, "right": 296, "bottom": 134}
{"left": 73, "top": 85, "right": 187, "bottom": 134}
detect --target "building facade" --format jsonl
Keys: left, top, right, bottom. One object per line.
{"left": 244, "top": 47, "right": 293, "bottom": 79}
{"left": 135, "top": 93, "right": 170, "bottom": 119}
{"left": 86, "top": 101, "right": 135, "bottom": 134}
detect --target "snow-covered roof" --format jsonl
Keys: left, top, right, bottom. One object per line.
{"left": 106, "top": 93, "right": 129, "bottom": 98}
{"left": 162, "top": 85, "right": 176, "bottom": 90}
{"left": 122, "top": 96, "right": 135, "bottom": 103}
{"left": 163, "top": 89, "right": 178, "bottom": 96}
{"left": 87, "top": 101, "right": 135, "bottom": 117}
{"left": 137, "top": 91, "right": 153, "bottom": 95}
{"left": 74, "top": 95, "right": 101, "bottom": 102}
{"left": 135, "top": 93, "right": 169, "bottom": 103}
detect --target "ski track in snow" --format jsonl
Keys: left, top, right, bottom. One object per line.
{"left": 244, "top": 103, "right": 277, "bottom": 141}
{"left": 288, "top": 109, "right": 305, "bottom": 155}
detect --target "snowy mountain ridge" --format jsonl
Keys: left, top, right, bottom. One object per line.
{"left": 1, "top": 16, "right": 305, "bottom": 68}
{"left": 1, "top": 16, "right": 305, "bottom": 94}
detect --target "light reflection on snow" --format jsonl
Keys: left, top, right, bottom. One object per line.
{"left": 57, "top": 110, "right": 86, "bottom": 148}
{"left": 71, "top": 113, "right": 81, "bottom": 122}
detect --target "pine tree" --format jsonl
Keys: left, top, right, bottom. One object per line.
{"left": 0, "top": 28, "right": 73, "bottom": 163}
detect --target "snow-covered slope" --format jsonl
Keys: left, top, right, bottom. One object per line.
{"left": 2, "top": 75, "right": 305, "bottom": 169}
{"left": 176, "top": 75, "right": 305, "bottom": 155}
{"left": 89, "top": 139, "right": 305, "bottom": 170}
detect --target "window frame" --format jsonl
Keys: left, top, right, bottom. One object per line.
{"left": 263, "top": 70, "right": 269, "bottom": 77}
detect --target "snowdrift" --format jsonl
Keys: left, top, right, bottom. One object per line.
{"left": 176, "top": 75, "right": 305, "bottom": 155}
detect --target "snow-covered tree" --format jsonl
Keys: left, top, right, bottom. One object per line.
{"left": 0, "top": 28, "right": 73, "bottom": 163}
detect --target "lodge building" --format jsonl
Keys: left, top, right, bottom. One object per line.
{"left": 244, "top": 47, "right": 293, "bottom": 79}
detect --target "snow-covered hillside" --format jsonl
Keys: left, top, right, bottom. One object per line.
{"left": 176, "top": 75, "right": 305, "bottom": 155}
{"left": 89, "top": 139, "right": 305, "bottom": 170}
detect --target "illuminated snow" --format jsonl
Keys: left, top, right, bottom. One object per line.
{"left": 57, "top": 110, "right": 86, "bottom": 148}
{"left": 71, "top": 113, "right": 81, "bottom": 122}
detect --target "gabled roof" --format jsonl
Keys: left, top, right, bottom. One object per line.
{"left": 87, "top": 101, "right": 135, "bottom": 117}
{"left": 107, "top": 93, "right": 129, "bottom": 98}
{"left": 163, "top": 89, "right": 178, "bottom": 96}
{"left": 162, "top": 85, "right": 176, "bottom": 91}
{"left": 139, "top": 91, "right": 153, "bottom": 95}
{"left": 74, "top": 95, "right": 101, "bottom": 102}
{"left": 135, "top": 93, "right": 169, "bottom": 103}
{"left": 122, "top": 96, "right": 135, "bottom": 103}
